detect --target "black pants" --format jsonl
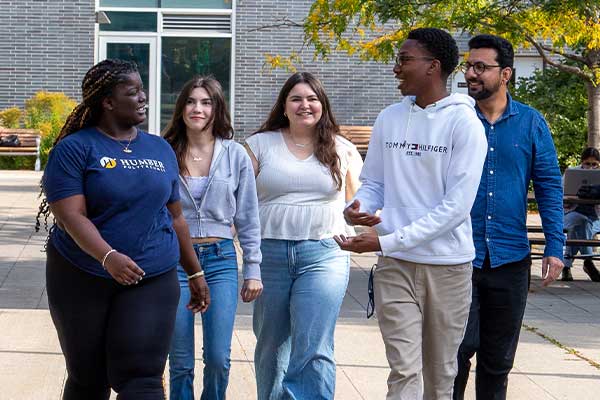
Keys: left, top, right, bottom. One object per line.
{"left": 46, "top": 242, "right": 180, "bottom": 400}
{"left": 453, "top": 254, "right": 530, "bottom": 400}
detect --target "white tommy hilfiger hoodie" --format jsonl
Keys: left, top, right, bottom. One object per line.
{"left": 355, "top": 93, "right": 487, "bottom": 264}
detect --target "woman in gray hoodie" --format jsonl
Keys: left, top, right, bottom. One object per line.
{"left": 163, "top": 76, "right": 262, "bottom": 400}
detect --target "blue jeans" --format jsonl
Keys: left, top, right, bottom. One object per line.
{"left": 253, "top": 238, "right": 350, "bottom": 400}
{"left": 169, "top": 239, "right": 238, "bottom": 400}
{"left": 563, "top": 211, "right": 600, "bottom": 267}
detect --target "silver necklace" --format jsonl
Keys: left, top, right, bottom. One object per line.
{"left": 288, "top": 131, "right": 312, "bottom": 148}
{"left": 98, "top": 127, "right": 135, "bottom": 153}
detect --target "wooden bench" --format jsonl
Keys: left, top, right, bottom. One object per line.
{"left": 339, "top": 125, "right": 372, "bottom": 159}
{"left": 527, "top": 225, "right": 600, "bottom": 260}
{"left": 0, "top": 128, "right": 41, "bottom": 171}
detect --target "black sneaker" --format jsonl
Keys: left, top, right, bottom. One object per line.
{"left": 583, "top": 259, "right": 600, "bottom": 282}
{"left": 561, "top": 267, "right": 573, "bottom": 281}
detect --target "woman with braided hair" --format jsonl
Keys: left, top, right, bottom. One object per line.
{"left": 40, "top": 59, "right": 210, "bottom": 399}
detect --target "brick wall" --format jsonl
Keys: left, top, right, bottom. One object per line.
{"left": 0, "top": 0, "right": 95, "bottom": 108}
{"left": 233, "top": 0, "right": 400, "bottom": 138}
{"left": 0, "top": 1, "right": 541, "bottom": 136}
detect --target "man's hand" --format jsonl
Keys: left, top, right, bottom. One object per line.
{"left": 541, "top": 256, "right": 563, "bottom": 287}
{"left": 241, "top": 279, "right": 263, "bottom": 302}
{"left": 334, "top": 232, "right": 382, "bottom": 253}
{"left": 344, "top": 200, "right": 381, "bottom": 227}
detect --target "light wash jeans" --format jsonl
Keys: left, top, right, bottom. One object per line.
{"left": 253, "top": 238, "right": 350, "bottom": 400}
{"left": 169, "top": 239, "right": 238, "bottom": 400}
{"left": 563, "top": 211, "right": 600, "bottom": 267}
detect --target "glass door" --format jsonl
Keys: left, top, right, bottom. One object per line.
{"left": 98, "top": 36, "right": 158, "bottom": 134}
{"left": 160, "top": 37, "right": 231, "bottom": 131}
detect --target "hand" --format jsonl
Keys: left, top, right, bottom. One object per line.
{"left": 541, "top": 256, "right": 563, "bottom": 287}
{"left": 344, "top": 200, "right": 381, "bottom": 227}
{"left": 104, "top": 251, "right": 145, "bottom": 286}
{"left": 188, "top": 275, "right": 210, "bottom": 313}
{"left": 241, "top": 279, "right": 263, "bottom": 302}
{"left": 334, "top": 232, "right": 382, "bottom": 253}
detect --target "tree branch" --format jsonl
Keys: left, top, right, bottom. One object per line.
{"left": 538, "top": 43, "right": 588, "bottom": 64}
{"left": 247, "top": 17, "right": 303, "bottom": 33}
{"left": 525, "top": 35, "right": 591, "bottom": 82}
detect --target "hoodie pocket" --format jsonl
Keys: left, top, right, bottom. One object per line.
{"left": 380, "top": 206, "right": 462, "bottom": 256}
{"left": 202, "top": 179, "right": 235, "bottom": 223}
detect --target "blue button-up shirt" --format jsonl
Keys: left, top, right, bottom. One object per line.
{"left": 471, "top": 94, "right": 564, "bottom": 268}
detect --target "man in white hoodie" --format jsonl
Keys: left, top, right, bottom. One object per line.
{"left": 335, "top": 28, "right": 488, "bottom": 399}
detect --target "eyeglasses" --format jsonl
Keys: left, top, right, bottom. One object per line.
{"left": 460, "top": 61, "right": 502, "bottom": 75}
{"left": 582, "top": 161, "right": 600, "bottom": 169}
{"left": 367, "top": 264, "right": 376, "bottom": 319}
{"left": 395, "top": 54, "right": 435, "bottom": 66}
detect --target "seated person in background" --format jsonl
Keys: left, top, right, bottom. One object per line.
{"left": 563, "top": 147, "right": 600, "bottom": 282}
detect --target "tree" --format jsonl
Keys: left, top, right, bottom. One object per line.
{"left": 513, "top": 66, "right": 588, "bottom": 170}
{"left": 302, "top": 1, "right": 600, "bottom": 146}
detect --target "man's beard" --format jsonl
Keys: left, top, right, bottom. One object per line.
{"left": 467, "top": 79, "right": 501, "bottom": 101}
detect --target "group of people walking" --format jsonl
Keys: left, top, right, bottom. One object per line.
{"left": 40, "top": 27, "right": 567, "bottom": 400}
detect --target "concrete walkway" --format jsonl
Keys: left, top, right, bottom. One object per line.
{"left": 0, "top": 170, "right": 599, "bottom": 399}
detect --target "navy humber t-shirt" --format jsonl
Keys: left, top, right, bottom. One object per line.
{"left": 43, "top": 128, "right": 181, "bottom": 279}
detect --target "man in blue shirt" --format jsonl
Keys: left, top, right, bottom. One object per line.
{"left": 452, "top": 35, "right": 565, "bottom": 400}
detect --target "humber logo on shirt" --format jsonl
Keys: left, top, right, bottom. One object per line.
{"left": 99, "top": 156, "right": 166, "bottom": 172}
{"left": 100, "top": 157, "right": 117, "bottom": 169}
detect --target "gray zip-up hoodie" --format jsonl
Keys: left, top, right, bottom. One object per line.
{"left": 179, "top": 138, "right": 262, "bottom": 280}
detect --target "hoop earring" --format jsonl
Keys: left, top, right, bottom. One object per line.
{"left": 284, "top": 112, "right": 288, "bottom": 118}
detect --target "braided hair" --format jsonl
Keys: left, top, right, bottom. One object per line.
{"left": 35, "top": 59, "right": 139, "bottom": 233}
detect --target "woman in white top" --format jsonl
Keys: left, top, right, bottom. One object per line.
{"left": 245, "top": 72, "right": 362, "bottom": 400}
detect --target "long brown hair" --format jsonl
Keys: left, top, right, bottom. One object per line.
{"left": 255, "top": 72, "right": 343, "bottom": 190}
{"left": 162, "top": 76, "right": 233, "bottom": 176}
{"left": 36, "top": 59, "right": 139, "bottom": 233}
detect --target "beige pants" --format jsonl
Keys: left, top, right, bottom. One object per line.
{"left": 374, "top": 256, "right": 472, "bottom": 400}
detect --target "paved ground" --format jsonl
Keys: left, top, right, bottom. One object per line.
{"left": 0, "top": 170, "right": 599, "bottom": 399}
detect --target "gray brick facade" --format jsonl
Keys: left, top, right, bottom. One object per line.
{"left": 0, "top": 1, "right": 541, "bottom": 138}
{"left": 233, "top": 0, "right": 399, "bottom": 138}
{"left": 0, "top": 0, "right": 95, "bottom": 108}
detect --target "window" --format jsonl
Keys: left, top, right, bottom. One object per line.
{"left": 99, "top": 12, "right": 157, "bottom": 32}
{"left": 161, "top": 37, "right": 231, "bottom": 129}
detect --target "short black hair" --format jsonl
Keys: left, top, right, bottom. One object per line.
{"left": 581, "top": 147, "right": 600, "bottom": 162}
{"left": 407, "top": 28, "right": 459, "bottom": 78}
{"left": 468, "top": 34, "right": 514, "bottom": 69}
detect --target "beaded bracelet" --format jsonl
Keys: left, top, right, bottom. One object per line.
{"left": 187, "top": 270, "right": 205, "bottom": 280}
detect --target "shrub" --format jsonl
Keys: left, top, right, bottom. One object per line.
{"left": 0, "top": 92, "right": 76, "bottom": 170}
{"left": 0, "top": 107, "right": 22, "bottom": 128}
{"left": 24, "top": 92, "right": 77, "bottom": 168}
{"left": 513, "top": 66, "right": 587, "bottom": 171}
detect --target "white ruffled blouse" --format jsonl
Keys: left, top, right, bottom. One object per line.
{"left": 245, "top": 130, "right": 360, "bottom": 240}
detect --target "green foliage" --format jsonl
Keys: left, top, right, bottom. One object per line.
{"left": 513, "top": 67, "right": 588, "bottom": 170}
{"left": 0, "top": 107, "right": 22, "bottom": 128}
{"left": 302, "top": 0, "right": 600, "bottom": 145}
{"left": 0, "top": 92, "right": 76, "bottom": 170}
{"left": 24, "top": 92, "right": 76, "bottom": 168}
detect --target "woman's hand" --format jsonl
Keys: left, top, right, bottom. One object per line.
{"left": 188, "top": 275, "right": 210, "bottom": 313}
{"left": 241, "top": 279, "right": 263, "bottom": 302}
{"left": 103, "top": 251, "right": 145, "bottom": 286}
